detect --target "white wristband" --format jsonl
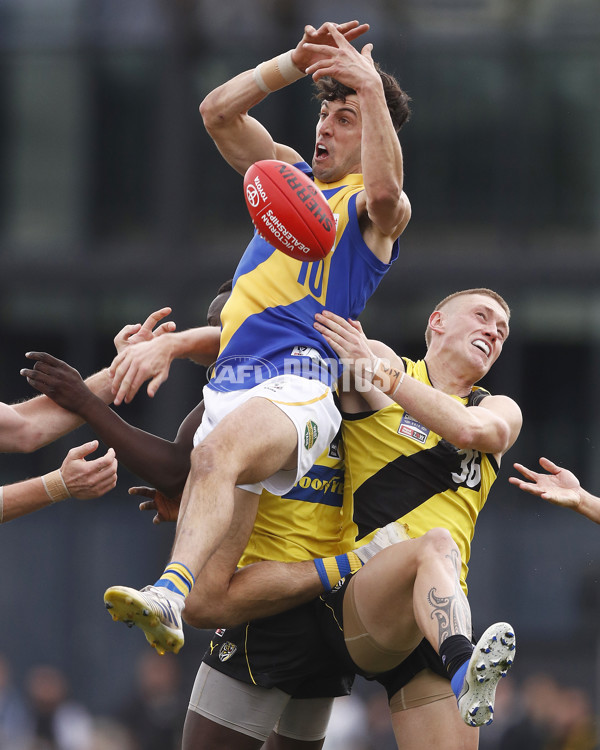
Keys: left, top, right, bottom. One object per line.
{"left": 390, "top": 371, "right": 406, "bottom": 398}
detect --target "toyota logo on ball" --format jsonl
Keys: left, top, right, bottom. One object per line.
{"left": 246, "top": 184, "right": 260, "bottom": 208}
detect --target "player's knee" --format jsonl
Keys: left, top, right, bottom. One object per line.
{"left": 420, "top": 527, "right": 458, "bottom": 558}
{"left": 189, "top": 440, "right": 230, "bottom": 482}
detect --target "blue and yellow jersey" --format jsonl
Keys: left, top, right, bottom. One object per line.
{"left": 208, "top": 163, "right": 399, "bottom": 392}
{"left": 239, "top": 435, "right": 355, "bottom": 566}
{"left": 342, "top": 358, "right": 499, "bottom": 593}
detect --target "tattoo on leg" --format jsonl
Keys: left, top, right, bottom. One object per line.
{"left": 427, "top": 549, "right": 471, "bottom": 642}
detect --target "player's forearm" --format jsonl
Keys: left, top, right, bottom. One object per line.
{"left": 0, "top": 476, "right": 55, "bottom": 523}
{"left": 8, "top": 369, "right": 112, "bottom": 454}
{"left": 76, "top": 395, "right": 190, "bottom": 497}
{"left": 167, "top": 327, "right": 221, "bottom": 366}
{"left": 183, "top": 559, "right": 322, "bottom": 629}
{"left": 358, "top": 85, "right": 406, "bottom": 232}
{"left": 373, "top": 358, "right": 512, "bottom": 454}
{"left": 200, "top": 70, "right": 268, "bottom": 131}
{"left": 83, "top": 368, "right": 113, "bottom": 403}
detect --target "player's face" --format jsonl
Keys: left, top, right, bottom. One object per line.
{"left": 312, "top": 97, "right": 363, "bottom": 183}
{"left": 442, "top": 295, "right": 509, "bottom": 377}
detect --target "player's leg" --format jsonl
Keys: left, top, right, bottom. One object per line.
{"left": 264, "top": 696, "right": 333, "bottom": 750}
{"left": 183, "top": 663, "right": 291, "bottom": 750}
{"left": 264, "top": 733, "right": 325, "bottom": 749}
{"left": 104, "top": 396, "right": 297, "bottom": 653}
{"left": 172, "top": 394, "right": 299, "bottom": 575}
{"left": 345, "top": 530, "right": 515, "bottom": 728}
{"left": 346, "top": 528, "right": 468, "bottom": 667}
{"left": 387, "top": 668, "right": 478, "bottom": 750}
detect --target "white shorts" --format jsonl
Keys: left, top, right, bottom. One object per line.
{"left": 193, "top": 374, "right": 340, "bottom": 495}
{"left": 188, "top": 663, "right": 334, "bottom": 742}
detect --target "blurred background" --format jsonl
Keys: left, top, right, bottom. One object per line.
{"left": 0, "top": 0, "right": 599, "bottom": 748}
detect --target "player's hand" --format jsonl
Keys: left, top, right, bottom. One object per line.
{"left": 61, "top": 441, "right": 118, "bottom": 499}
{"left": 21, "top": 352, "right": 93, "bottom": 414}
{"left": 113, "top": 307, "right": 176, "bottom": 354}
{"left": 292, "top": 20, "right": 369, "bottom": 73}
{"left": 301, "top": 22, "right": 378, "bottom": 88}
{"left": 314, "top": 310, "right": 375, "bottom": 370}
{"left": 131, "top": 485, "right": 181, "bottom": 524}
{"left": 509, "top": 457, "right": 582, "bottom": 510}
{"left": 109, "top": 335, "right": 176, "bottom": 406}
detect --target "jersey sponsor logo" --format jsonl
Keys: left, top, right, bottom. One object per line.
{"left": 214, "top": 628, "right": 226, "bottom": 638}
{"left": 285, "top": 464, "right": 344, "bottom": 507}
{"left": 218, "top": 642, "right": 237, "bottom": 662}
{"left": 304, "top": 420, "right": 319, "bottom": 450}
{"left": 398, "top": 413, "right": 429, "bottom": 444}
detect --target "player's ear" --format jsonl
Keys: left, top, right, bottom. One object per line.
{"left": 428, "top": 310, "right": 445, "bottom": 337}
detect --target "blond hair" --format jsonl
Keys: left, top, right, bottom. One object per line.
{"left": 424, "top": 288, "right": 510, "bottom": 347}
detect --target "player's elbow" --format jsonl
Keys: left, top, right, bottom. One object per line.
{"left": 455, "top": 420, "right": 512, "bottom": 455}
{"left": 183, "top": 599, "right": 235, "bottom": 630}
{"left": 367, "top": 190, "right": 410, "bottom": 236}
{"left": 199, "top": 91, "right": 232, "bottom": 134}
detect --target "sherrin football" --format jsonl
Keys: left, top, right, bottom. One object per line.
{"left": 243, "top": 159, "right": 336, "bottom": 261}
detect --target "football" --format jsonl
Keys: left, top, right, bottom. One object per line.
{"left": 243, "top": 160, "right": 336, "bottom": 261}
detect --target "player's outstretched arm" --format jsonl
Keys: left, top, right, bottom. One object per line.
{"left": 316, "top": 310, "right": 522, "bottom": 457}
{"left": 0, "top": 440, "right": 117, "bottom": 524}
{"left": 509, "top": 457, "right": 600, "bottom": 523}
{"left": 0, "top": 308, "right": 177, "bottom": 455}
{"left": 21, "top": 352, "right": 203, "bottom": 498}
{"left": 109, "top": 327, "right": 221, "bottom": 406}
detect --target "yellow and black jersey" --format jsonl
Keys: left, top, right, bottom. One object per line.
{"left": 239, "top": 433, "right": 355, "bottom": 566}
{"left": 209, "top": 163, "right": 399, "bottom": 392}
{"left": 343, "top": 358, "right": 499, "bottom": 592}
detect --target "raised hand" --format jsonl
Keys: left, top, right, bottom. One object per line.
{"left": 292, "top": 20, "right": 370, "bottom": 74}
{"left": 314, "top": 310, "right": 375, "bottom": 372}
{"left": 21, "top": 352, "right": 91, "bottom": 413}
{"left": 61, "top": 441, "right": 118, "bottom": 499}
{"left": 509, "top": 457, "right": 582, "bottom": 509}
{"left": 301, "top": 22, "right": 378, "bottom": 88}
{"left": 131, "top": 485, "right": 181, "bottom": 524}
{"left": 113, "top": 307, "right": 176, "bottom": 354}
{"left": 109, "top": 335, "right": 176, "bottom": 406}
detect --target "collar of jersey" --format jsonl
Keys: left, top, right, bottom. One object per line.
{"left": 314, "top": 173, "right": 363, "bottom": 191}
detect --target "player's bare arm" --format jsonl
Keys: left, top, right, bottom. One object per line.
{"left": 316, "top": 309, "right": 522, "bottom": 457}
{"left": 509, "top": 457, "right": 600, "bottom": 523}
{"left": 200, "top": 21, "right": 370, "bottom": 175}
{"left": 0, "top": 440, "right": 117, "bottom": 524}
{"left": 22, "top": 352, "right": 203, "bottom": 498}
{"left": 109, "top": 326, "right": 221, "bottom": 405}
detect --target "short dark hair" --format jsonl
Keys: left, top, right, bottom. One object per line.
{"left": 314, "top": 64, "right": 411, "bottom": 132}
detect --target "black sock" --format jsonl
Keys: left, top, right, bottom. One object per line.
{"left": 439, "top": 634, "right": 474, "bottom": 680}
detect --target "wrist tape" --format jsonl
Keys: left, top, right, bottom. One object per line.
{"left": 42, "top": 469, "right": 71, "bottom": 503}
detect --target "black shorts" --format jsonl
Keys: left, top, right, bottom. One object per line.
{"left": 315, "top": 573, "right": 448, "bottom": 702}
{"left": 202, "top": 599, "right": 354, "bottom": 699}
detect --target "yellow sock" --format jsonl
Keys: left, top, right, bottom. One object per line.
{"left": 314, "top": 551, "right": 363, "bottom": 591}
